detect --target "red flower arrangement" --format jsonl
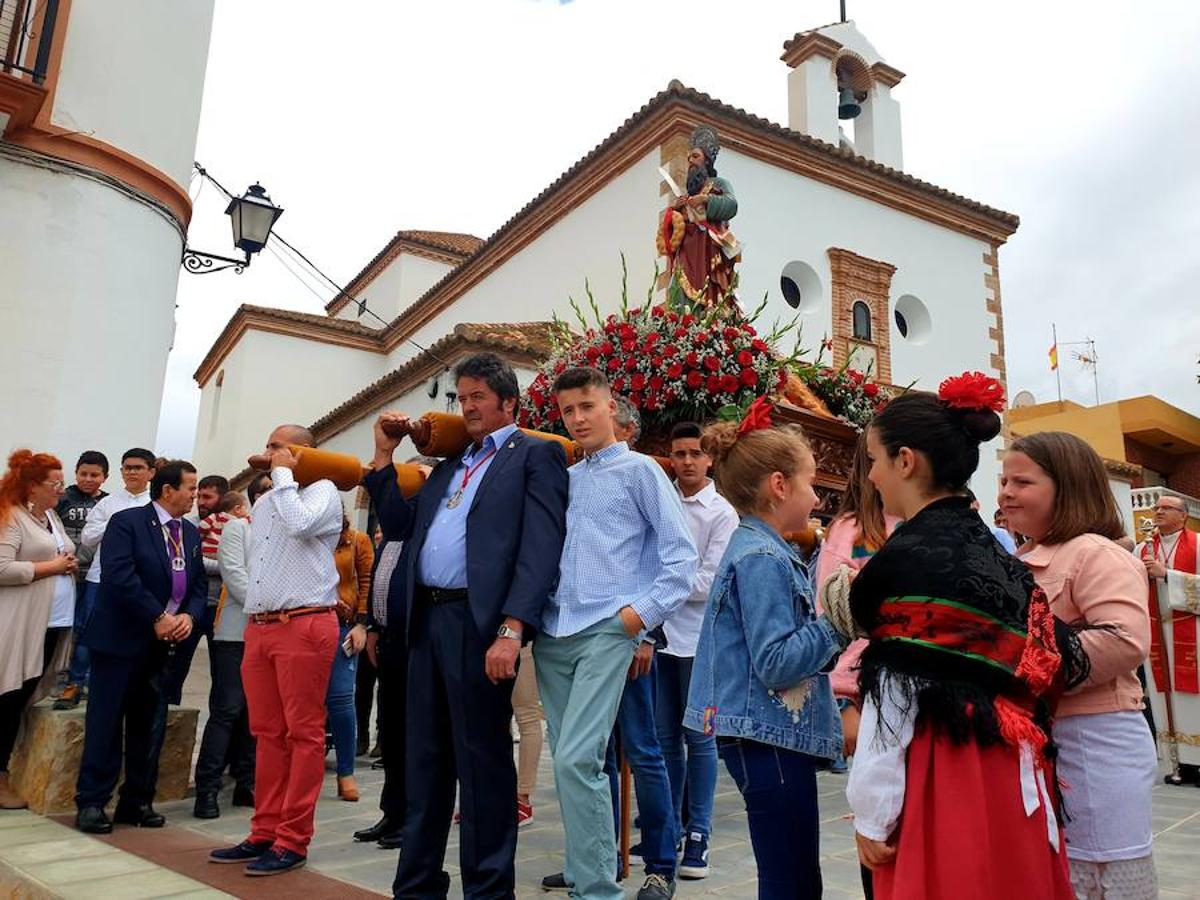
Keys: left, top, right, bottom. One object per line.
{"left": 520, "top": 291, "right": 790, "bottom": 435}
{"left": 937, "top": 371, "right": 1006, "bottom": 413}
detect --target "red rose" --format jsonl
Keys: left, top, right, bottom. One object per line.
{"left": 619, "top": 324, "right": 637, "bottom": 341}
{"left": 629, "top": 392, "right": 643, "bottom": 408}
{"left": 612, "top": 377, "right": 626, "bottom": 392}
{"left": 752, "top": 339, "right": 769, "bottom": 352}
{"left": 849, "top": 369, "right": 864, "bottom": 385}
{"left": 651, "top": 357, "right": 662, "bottom": 368}
{"left": 662, "top": 344, "right": 678, "bottom": 357}
{"left": 706, "top": 375, "right": 721, "bottom": 393}
{"left": 723, "top": 326, "right": 740, "bottom": 340}
{"left": 622, "top": 339, "right": 636, "bottom": 353}
{"left": 606, "top": 358, "right": 620, "bottom": 372}
{"left": 644, "top": 393, "right": 659, "bottom": 411}
{"left": 603, "top": 321, "right": 618, "bottom": 335}
{"left": 686, "top": 351, "right": 699, "bottom": 368}
{"left": 625, "top": 357, "right": 639, "bottom": 372}
{"left": 720, "top": 374, "right": 739, "bottom": 393}
{"left": 682, "top": 314, "right": 696, "bottom": 326}
{"left": 663, "top": 388, "right": 678, "bottom": 404}
{"left": 741, "top": 322, "right": 757, "bottom": 335}
{"left": 667, "top": 311, "right": 680, "bottom": 324}
{"left": 686, "top": 371, "right": 703, "bottom": 389}
{"left": 703, "top": 355, "right": 720, "bottom": 372}
{"left": 864, "top": 382, "right": 880, "bottom": 398}
{"left": 554, "top": 361, "right": 566, "bottom": 374}
{"left": 549, "top": 407, "right": 561, "bottom": 422}
{"left": 740, "top": 369, "right": 758, "bottom": 387}
{"left": 628, "top": 308, "right": 641, "bottom": 318}
{"left": 631, "top": 373, "right": 646, "bottom": 392}
{"left": 674, "top": 327, "right": 689, "bottom": 339}
{"left": 644, "top": 332, "right": 660, "bottom": 345}
{"left": 737, "top": 350, "right": 754, "bottom": 367}
{"left": 531, "top": 390, "right": 545, "bottom": 407}
{"left": 667, "top": 362, "right": 683, "bottom": 379}
{"left": 649, "top": 375, "right": 664, "bottom": 392}
{"left": 651, "top": 306, "right": 666, "bottom": 319}
{"left": 599, "top": 341, "right": 614, "bottom": 356}
{"left": 585, "top": 346, "right": 600, "bottom": 362}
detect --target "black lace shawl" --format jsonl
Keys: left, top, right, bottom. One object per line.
{"left": 849, "top": 496, "right": 1086, "bottom": 748}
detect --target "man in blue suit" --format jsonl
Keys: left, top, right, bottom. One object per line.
{"left": 75, "top": 460, "right": 207, "bottom": 834}
{"left": 365, "top": 352, "right": 569, "bottom": 899}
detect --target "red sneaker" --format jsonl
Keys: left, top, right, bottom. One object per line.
{"left": 517, "top": 799, "right": 534, "bottom": 828}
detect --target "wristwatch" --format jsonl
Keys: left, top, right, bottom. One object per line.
{"left": 497, "top": 624, "right": 522, "bottom": 641}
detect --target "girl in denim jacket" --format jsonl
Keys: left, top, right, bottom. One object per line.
{"left": 684, "top": 403, "right": 849, "bottom": 899}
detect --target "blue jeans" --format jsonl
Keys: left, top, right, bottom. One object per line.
{"left": 326, "top": 622, "right": 359, "bottom": 777}
{"left": 719, "top": 738, "right": 823, "bottom": 900}
{"left": 604, "top": 655, "right": 677, "bottom": 879}
{"left": 655, "top": 653, "right": 716, "bottom": 839}
{"left": 66, "top": 581, "right": 98, "bottom": 686}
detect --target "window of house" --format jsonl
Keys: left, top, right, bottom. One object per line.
{"left": 852, "top": 301, "right": 872, "bottom": 341}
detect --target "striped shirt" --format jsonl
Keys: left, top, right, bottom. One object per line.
{"left": 541, "top": 441, "right": 697, "bottom": 638}
{"left": 199, "top": 511, "right": 232, "bottom": 558}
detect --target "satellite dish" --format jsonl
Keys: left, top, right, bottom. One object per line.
{"left": 1012, "top": 390, "right": 1036, "bottom": 408}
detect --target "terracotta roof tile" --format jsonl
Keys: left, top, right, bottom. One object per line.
{"left": 239, "top": 303, "right": 383, "bottom": 338}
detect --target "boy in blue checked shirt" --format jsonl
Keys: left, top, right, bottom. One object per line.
{"left": 534, "top": 367, "right": 697, "bottom": 900}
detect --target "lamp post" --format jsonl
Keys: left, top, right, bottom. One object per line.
{"left": 182, "top": 179, "right": 283, "bottom": 274}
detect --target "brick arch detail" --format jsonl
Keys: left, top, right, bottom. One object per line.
{"left": 827, "top": 247, "right": 896, "bottom": 384}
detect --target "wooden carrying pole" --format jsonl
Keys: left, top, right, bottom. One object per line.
{"left": 619, "top": 752, "right": 632, "bottom": 879}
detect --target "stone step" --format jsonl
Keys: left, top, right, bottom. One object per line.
{"left": 8, "top": 701, "right": 198, "bottom": 814}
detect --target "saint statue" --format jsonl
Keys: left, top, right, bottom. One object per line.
{"left": 656, "top": 125, "right": 741, "bottom": 309}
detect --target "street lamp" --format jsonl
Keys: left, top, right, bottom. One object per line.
{"left": 182, "top": 179, "right": 284, "bottom": 275}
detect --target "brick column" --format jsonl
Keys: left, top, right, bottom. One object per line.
{"left": 827, "top": 247, "right": 896, "bottom": 383}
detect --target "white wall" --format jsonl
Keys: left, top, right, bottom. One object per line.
{"left": 0, "top": 159, "right": 183, "bottom": 469}
{"left": 335, "top": 253, "right": 455, "bottom": 323}
{"left": 385, "top": 152, "right": 664, "bottom": 369}
{"left": 719, "top": 147, "right": 1003, "bottom": 494}
{"left": 51, "top": 0, "right": 214, "bottom": 188}
{"left": 192, "top": 330, "right": 384, "bottom": 478}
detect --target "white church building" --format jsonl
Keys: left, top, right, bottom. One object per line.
{"left": 0, "top": 0, "right": 213, "bottom": 463}
{"left": 192, "top": 21, "right": 1019, "bottom": 506}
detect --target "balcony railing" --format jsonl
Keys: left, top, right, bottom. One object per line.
{"left": 1131, "top": 486, "right": 1200, "bottom": 519}
{"left": 1, "top": 0, "right": 58, "bottom": 84}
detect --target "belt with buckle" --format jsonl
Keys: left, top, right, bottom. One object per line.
{"left": 248, "top": 606, "right": 334, "bottom": 625}
{"left": 414, "top": 585, "right": 468, "bottom": 606}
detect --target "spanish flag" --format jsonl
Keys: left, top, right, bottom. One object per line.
{"left": 1048, "top": 343, "right": 1058, "bottom": 371}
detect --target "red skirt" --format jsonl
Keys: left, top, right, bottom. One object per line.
{"left": 872, "top": 723, "right": 1072, "bottom": 900}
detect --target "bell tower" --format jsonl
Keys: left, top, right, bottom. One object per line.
{"left": 781, "top": 21, "right": 905, "bottom": 170}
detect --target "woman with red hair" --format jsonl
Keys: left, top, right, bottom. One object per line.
{"left": 0, "top": 450, "right": 77, "bottom": 809}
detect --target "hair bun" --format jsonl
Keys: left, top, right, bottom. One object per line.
{"left": 955, "top": 408, "right": 1002, "bottom": 443}
{"left": 7, "top": 449, "right": 35, "bottom": 471}
{"left": 700, "top": 420, "right": 740, "bottom": 468}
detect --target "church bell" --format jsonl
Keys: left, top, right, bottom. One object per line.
{"left": 837, "top": 87, "right": 861, "bottom": 120}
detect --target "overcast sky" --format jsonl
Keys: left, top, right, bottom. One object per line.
{"left": 158, "top": 0, "right": 1200, "bottom": 458}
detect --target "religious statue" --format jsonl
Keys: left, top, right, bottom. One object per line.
{"left": 656, "top": 125, "right": 741, "bottom": 309}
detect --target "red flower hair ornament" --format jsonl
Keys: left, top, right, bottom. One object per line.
{"left": 937, "top": 371, "right": 1006, "bottom": 413}
{"left": 737, "top": 396, "right": 775, "bottom": 435}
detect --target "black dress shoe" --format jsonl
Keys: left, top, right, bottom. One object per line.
{"left": 76, "top": 806, "right": 113, "bottom": 834}
{"left": 376, "top": 830, "right": 403, "bottom": 850}
{"left": 193, "top": 793, "right": 220, "bottom": 819}
{"left": 353, "top": 816, "right": 393, "bottom": 842}
{"left": 113, "top": 803, "right": 165, "bottom": 827}
{"left": 232, "top": 784, "right": 255, "bottom": 808}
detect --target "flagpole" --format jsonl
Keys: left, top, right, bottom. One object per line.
{"left": 1053, "top": 323, "right": 1062, "bottom": 403}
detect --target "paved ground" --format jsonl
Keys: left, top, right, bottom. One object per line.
{"left": 160, "top": 642, "right": 1200, "bottom": 899}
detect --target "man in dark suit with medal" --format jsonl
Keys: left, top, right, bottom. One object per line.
{"left": 75, "top": 460, "right": 208, "bottom": 834}
{"left": 365, "top": 353, "right": 569, "bottom": 899}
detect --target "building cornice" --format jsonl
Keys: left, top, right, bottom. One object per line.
{"left": 374, "top": 80, "right": 1019, "bottom": 356}
{"left": 194, "top": 305, "right": 385, "bottom": 387}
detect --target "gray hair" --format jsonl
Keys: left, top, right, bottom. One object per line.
{"left": 614, "top": 396, "right": 642, "bottom": 442}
